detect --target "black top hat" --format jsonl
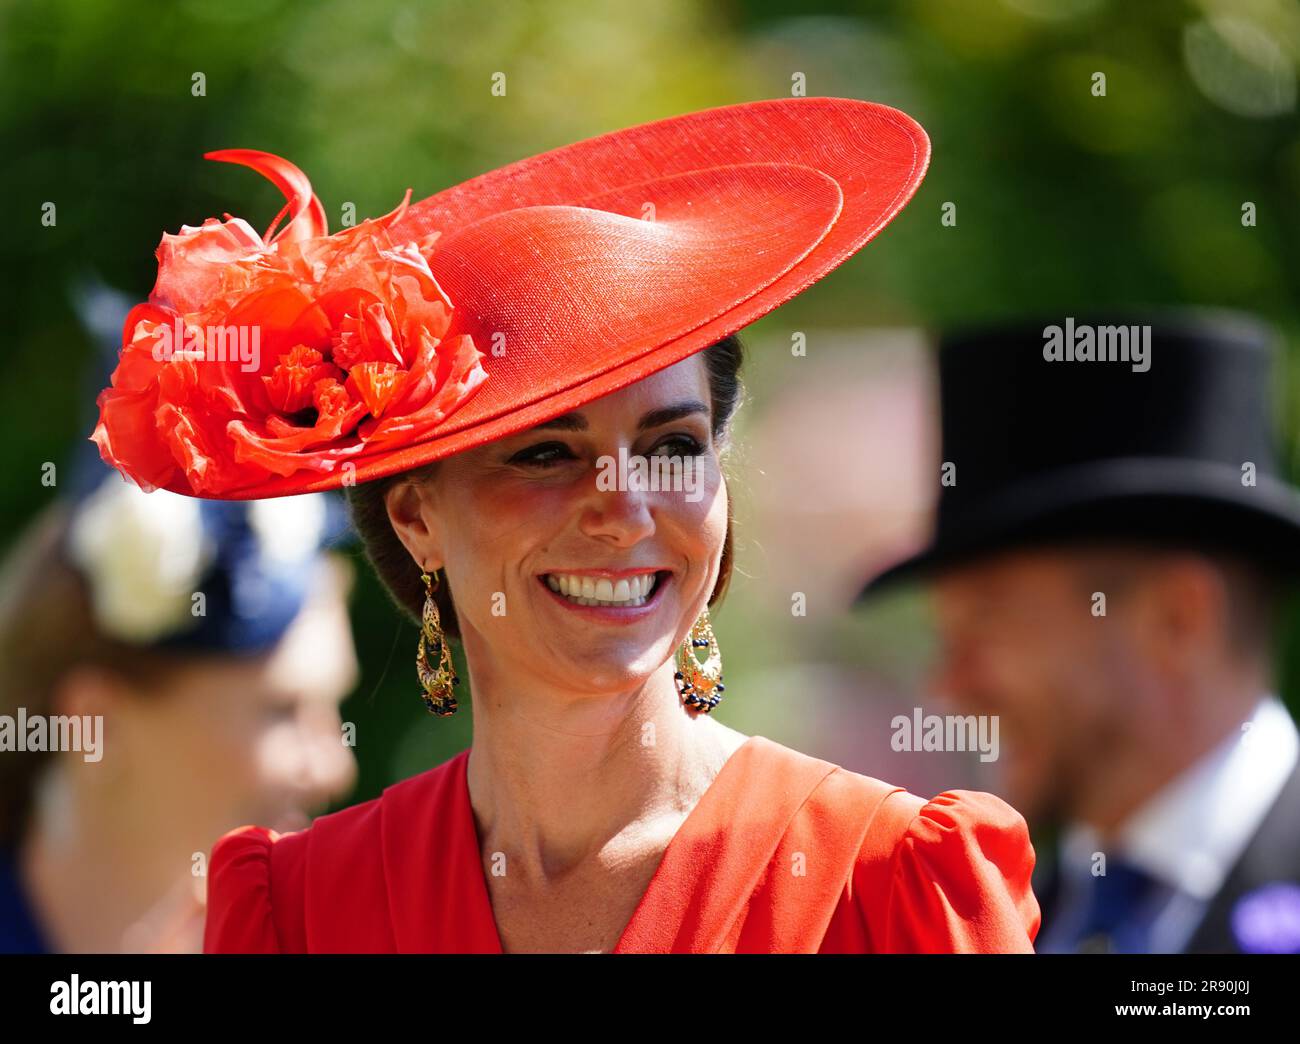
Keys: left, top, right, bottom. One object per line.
{"left": 857, "top": 308, "right": 1300, "bottom": 598}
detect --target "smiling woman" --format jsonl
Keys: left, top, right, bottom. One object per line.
{"left": 91, "top": 98, "right": 1041, "bottom": 953}
{"left": 345, "top": 334, "right": 743, "bottom": 642}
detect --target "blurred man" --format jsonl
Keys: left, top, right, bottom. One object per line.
{"left": 858, "top": 311, "right": 1300, "bottom": 954}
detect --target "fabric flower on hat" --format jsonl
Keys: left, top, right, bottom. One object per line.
{"left": 67, "top": 473, "right": 213, "bottom": 643}
{"left": 91, "top": 150, "right": 488, "bottom": 497}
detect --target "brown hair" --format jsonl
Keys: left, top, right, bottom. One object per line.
{"left": 346, "top": 333, "right": 746, "bottom": 636}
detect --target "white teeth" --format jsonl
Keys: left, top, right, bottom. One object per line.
{"left": 542, "top": 571, "right": 661, "bottom": 607}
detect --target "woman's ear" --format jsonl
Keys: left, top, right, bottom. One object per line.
{"left": 384, "top": 478, "right": 443, "bottom": 572}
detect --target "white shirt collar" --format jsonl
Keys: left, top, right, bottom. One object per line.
{"left": 1060, "top": 694, "right": 1298, "bottom": 900}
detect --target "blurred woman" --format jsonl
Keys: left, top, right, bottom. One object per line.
{"left": 0, "top": 474, "right": 358, "bottom": 952}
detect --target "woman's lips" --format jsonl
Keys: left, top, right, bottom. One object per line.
{"left": 537, "top": 570, "right": 671, "bottom": 623}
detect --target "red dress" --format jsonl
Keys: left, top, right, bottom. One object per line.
{"left": 203, "top": 735, "right": 1040, "bottom": 953}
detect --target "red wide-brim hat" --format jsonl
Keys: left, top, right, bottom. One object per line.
{"left": 92, "top": 97, "right": 929, "bottom": 499}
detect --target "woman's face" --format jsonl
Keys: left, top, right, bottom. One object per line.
{"left": 108, "top": 557, "right": 360, "bottom": 839}
{"left": 398, "top": 355, "right": 728, "bottom": 697}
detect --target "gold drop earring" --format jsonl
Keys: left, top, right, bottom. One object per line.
{"left": 674, "top": 608, "right": 725, "bottom": 713}
{"left": 417, "top": 568, "right": 459, "bottom": 716}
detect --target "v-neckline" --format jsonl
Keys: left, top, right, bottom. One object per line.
{"left": 458, "top": 734, "right": 761, "bottom": 954}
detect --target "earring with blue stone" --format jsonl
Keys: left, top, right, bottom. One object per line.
{"left": 417, "top": 568, "right": 459, "bottom": 716}
{"left": 674, "top": 608, "right": 724, "bottom": 713}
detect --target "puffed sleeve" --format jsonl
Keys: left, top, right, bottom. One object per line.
{"left": 203, "top": 826, "right": 290, "bottom": 954}
{"left": 877, "top": 790, "right": 1040, "bottom": 953}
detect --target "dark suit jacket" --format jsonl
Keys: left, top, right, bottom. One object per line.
{"left": 1035, "top": 760, "right": 1300, "bottom": 953}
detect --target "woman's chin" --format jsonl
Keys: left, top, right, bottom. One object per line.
{"left": 547, "top": 644, "right": 677, "bottom": 695}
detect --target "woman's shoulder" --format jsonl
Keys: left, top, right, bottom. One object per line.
{"left": 706, "top": 737, "right": 1035, "bottom": 951}
{"left": 738, "top": 738, "right": 1039, "bottom": 952}
{"left": 735, "top": 735, "right": 906, "bottom": 826}
{"left": 203, "top": 822, "right": 305, "bottom": 953}
{"left": 203, "top": 750, "right": 471, "bottom": 953}
{"left": 837, "top": 773, "right": 1042, "bottom": 953}
{"left": 0, "top": 844, "right": 50, "bottom": 954}
{"left": 749, "top": 738, "right": 1036, "bottom": 872}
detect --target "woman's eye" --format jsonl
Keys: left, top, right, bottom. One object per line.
{"left": 508, "top": 441, "right": 576, "bottom": 467}
{"left": 649, "top": 434, "right": 705, "bottom": 458}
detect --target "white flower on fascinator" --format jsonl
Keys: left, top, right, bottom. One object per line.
{"left": 68, "top": 474, "right": 213, "bottom": 643}
{"left": 248, "top": 493, "right": 328, "bottom": 565}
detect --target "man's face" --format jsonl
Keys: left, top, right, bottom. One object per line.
{"left": 929, "top": 548, "right": 1140, "bottom": 824}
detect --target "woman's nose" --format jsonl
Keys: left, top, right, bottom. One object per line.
{"left": 578, "top": 469, "right": 656, "bottom": 546}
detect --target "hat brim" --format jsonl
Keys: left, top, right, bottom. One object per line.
{"left": 190, "top": 98, "right": 928, "bottom": 499}
{"left": 856, "top": 457, "right": 1300, "bottom": 600}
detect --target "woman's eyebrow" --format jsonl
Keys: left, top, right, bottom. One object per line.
{"left": 528, "top": 399, "right": 709, "bottom": 434}
{"left": 637, "top": 400, "right": 709, "bottom": 431}
{"left": 530, "top": 413, "right": 587, "bottom": 432}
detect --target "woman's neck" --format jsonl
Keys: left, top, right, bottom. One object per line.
{"left": 463, "top": 664, "right": 748, "bottom": 884}
{"left": 19, "top": 766, "right": 206, "bottom": 953}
